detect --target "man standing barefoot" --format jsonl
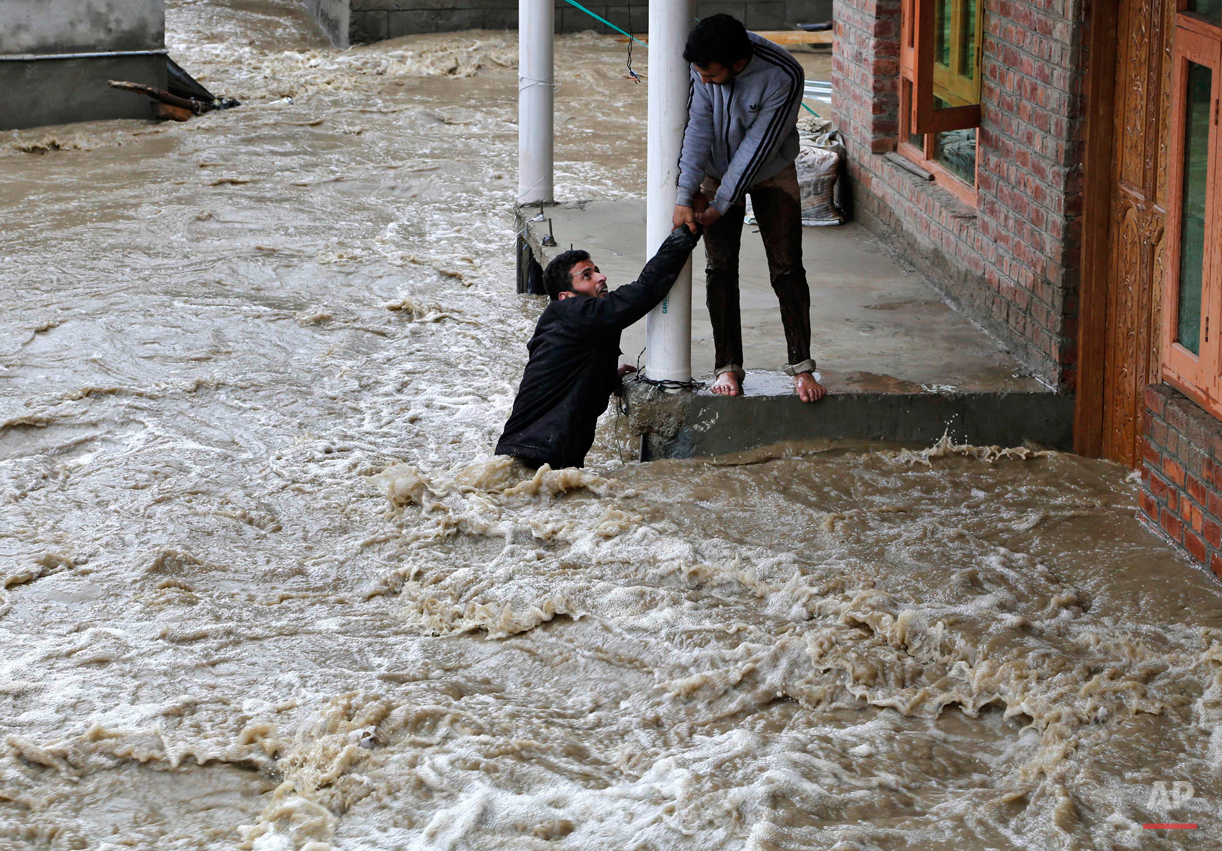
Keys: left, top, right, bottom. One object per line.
{"left": 671, "top": 14, "right": 827, "bottom": 403}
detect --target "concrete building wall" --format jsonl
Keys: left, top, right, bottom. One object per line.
{"left": 1141, "top": 385, "right": 1222, "bottom": 581}
{"left": 0, "top": 0, "right": 165, "bottom": 55}
{"left": 0, "top": 0, "right": 166, "bottom": 130}
{"left": 0, "top": 54, "right": 166, "bottom": 129}
{"left": 307, "top": 0, "right": 834, "bottom": 47}
{"left": 831, "top": 0, "right": 1087, "bottom": 389}
{"left": 302, "top": 0, "right": 351, "bottom": 47}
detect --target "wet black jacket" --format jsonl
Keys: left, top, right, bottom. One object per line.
{"left": 496, "top": 226, "right": 700, "bottom": 469}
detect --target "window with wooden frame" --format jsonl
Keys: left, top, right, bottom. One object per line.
{"left": 1162, "top": 2, "right": 1222, "bottom": 416}
{"left": 898, "top": 0, "right": 984, "bottom": 204}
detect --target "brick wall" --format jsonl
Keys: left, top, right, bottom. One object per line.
{"left": 327, "top": 1, "right": 833, "bottom": 45}
{"left": 831, "top": 0, "right": 900, "bottom": 153}
{"left": 1141, "top": 384, "right": 1222, "bottom": 581}
{"left": 831, "top": 0, "right": 1087, "bottom": 389}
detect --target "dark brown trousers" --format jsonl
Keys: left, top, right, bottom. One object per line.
{"left": 701, "top": 162, "right": 812, "bottom": 373}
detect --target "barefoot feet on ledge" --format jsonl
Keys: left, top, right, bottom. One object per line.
{"left": 794, "top": 372, "right": 827, "bottom": 403}
{"left": 711, "top": 371, "right": 742, "bottom": 396}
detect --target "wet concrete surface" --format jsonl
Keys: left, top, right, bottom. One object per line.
{"left": 522, "top": 200, "right": 1064, "bottom": 457}
{"left": 522, "top": 199, "right": 1049, "bottom": 396}
{"left": 518, "top": 198, "right": 1060, "bottom": 454}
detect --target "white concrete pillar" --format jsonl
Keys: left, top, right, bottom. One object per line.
{"left": 518, "top": 0, "right": 554, "bottom": 205}
{"left": 644, "top": 0, "right": 695, "bottom": 384}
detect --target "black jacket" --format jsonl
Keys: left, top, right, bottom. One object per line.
{"left": 496, "top": 226, "right": 700, "bottom": 469}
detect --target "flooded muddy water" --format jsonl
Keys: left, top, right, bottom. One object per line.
{"left": 1, "top": 2, "right": 1220, "bottom": 849}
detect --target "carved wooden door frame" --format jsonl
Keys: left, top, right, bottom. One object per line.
{"left": 1077, "top": 0, "right": 1176, "bottom": 465}
{"left": 1075, "top": 0, "right": 1121, "bottom": 458}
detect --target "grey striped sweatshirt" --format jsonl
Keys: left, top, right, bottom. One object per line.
{"left": 675, "top": 32, "right": 805, "bottom": 215}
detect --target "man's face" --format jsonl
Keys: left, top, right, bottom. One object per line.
{"left": 695, "top": 57, "right": 747, "bottom": 85}
{"left": 566, "top": 259, "right": 608, "bottom": 298}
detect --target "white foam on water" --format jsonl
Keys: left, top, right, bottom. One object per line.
{"left": 1, "top": 2, "right": 1220, "bottom": 849}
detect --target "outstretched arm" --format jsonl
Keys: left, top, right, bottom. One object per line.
{"left": 563, "top": 226, "right": 701, "bottom": 334}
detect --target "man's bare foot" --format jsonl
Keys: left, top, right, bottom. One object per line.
{"left": 794, "top": 372, "right": 826, "bottom": 403}
{"left": 711, "top": 371, "right": 742, "bottom": 396}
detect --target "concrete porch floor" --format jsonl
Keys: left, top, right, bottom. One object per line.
{"left": 521, "top": 199, "right": 1074, "bottom": 456}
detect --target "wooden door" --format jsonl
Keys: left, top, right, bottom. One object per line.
{"left": 1100, "top": 0, "right": 1177, "bottom": 466}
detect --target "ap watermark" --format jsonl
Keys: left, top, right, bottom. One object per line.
{"left": 1148, "top": 781, "right": 1195, "bottom": 810}
{"left": 1144, "top": 781, "right": 1198, "bottom": 830}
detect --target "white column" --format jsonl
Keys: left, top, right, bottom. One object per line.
{"left": 644, "top": 0, "right": 695, "bottom": 384}
{"left": 518, "top": 0, "right": 554, "bottom": 205}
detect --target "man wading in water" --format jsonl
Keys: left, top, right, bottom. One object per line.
{"left": 495, "top": 224, "right": 702, "bottom": 470}
{"left": 672, "top": 14, "right": 826, "bottom": 403}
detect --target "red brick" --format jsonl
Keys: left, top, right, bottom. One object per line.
{"left": 1211, "top": 552, "right": 1222, "bottom": 581}
{"left": 1150, "top": 419, "right": 1168, "bottom": 448}
{"left": 1185, "top": 530, "right": 1207, "bottom": 564}
{"left": 1209, "top": 489, "right": 1222, "bottom": 518}
{"left": 1143, "top": 438, "right": 1161, "bottom": 468}
{"left": 1167, "top": 488, "right": 1179, "bottom": 514}
{"left": 1161, "top": 510, "right": 1184, "bottom": 542}
{"left": 1187, "top": 475, "right": 1207, "bottom": 505}
{"left": 1144, "top": 385, "right": 1167, "bottom": 416}
{"left": 1186, "top": 501, "right": 1204, "bottom": 533}
{"left": 1182, "top": 444, "right": 1204, "bottom": 476}
{"left": 1164, "top": 458, "right": 1187, "bottom": 487}
{"left": 1204, "top": 518, "right": 1221, "bottom": 549}
{"left": 1140, "top": 490, "right": 1160, "bottom": 522}
{"left": 1148, "top": 473, "right": 1169, "bottom": 502}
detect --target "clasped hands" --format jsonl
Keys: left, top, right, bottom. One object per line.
{"left": 673, "top": 193, "right": 721, "bottom": 233}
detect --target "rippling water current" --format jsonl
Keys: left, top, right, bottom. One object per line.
{"left": 2, "top": 2, "right": 1221, "bottom": 849}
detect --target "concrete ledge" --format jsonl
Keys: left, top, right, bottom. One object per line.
{"left": 628, "top": 381, "right": 1075, "bottom": 459}
{"left": 0, "top": 53, "right": 166, "bottom": 130}
{"left": 518, "top": 198, "right": 1073, "bottom": 460}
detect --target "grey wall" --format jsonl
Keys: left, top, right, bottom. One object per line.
{"left": 0, "top": 0, "right": 165, "bottom": 55}
{"left": 0, "top": 0, "right": 166, "bottom": 130}
{"left": 0, "top": 54, "right": 166, "bottom": 129}
{"left": 302, "top": 0, "right": 352, "bottom": 47}
{"left": 305, "top": 1, "right": 833, "bottom": 47}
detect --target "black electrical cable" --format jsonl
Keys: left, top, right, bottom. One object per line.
{"left": 625, "top": 0, "right": 641, "bottom": 83}
{"left": 628, "top": 347, "right": 706, "bottom": 392}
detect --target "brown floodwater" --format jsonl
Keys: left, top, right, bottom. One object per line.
{"left": 1, "top": 2, "right": 1219, "bottom": 849}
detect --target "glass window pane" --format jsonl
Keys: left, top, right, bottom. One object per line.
{"left": 932, "top": 0, "right": 981, "bottom": 107}
{"left": 1187, "top": 0, "right": 1222, "bottom": 24}
{"left": 934, "top": 127, "right": 977, "bottom": 184}
{"left": 935, "top": 0, "right": 950, "bottom": 68}
{"left": 959, "top": 0, "right": 977, "bottom": 80}
{"left": 1177, "top": 62, "right": 1212, "bottom": 356}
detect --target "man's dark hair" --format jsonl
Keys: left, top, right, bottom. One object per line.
{"left": 543, "top": 249, "right": 591, "bottom": 301}
{"left": 683, "top": 14, "right": 753, "bottom": 69}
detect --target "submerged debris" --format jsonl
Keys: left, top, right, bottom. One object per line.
{"left": 109, "top": 57, "right": 239, "bottom": 122}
